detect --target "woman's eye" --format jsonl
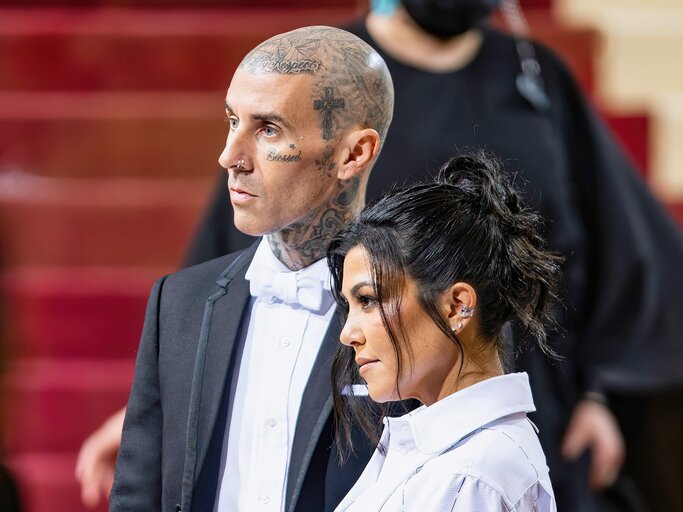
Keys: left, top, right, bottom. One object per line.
{"left": 358, "top": 295, "right": 378, "bottom": 309}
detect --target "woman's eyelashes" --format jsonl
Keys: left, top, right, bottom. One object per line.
{"left": 356, "top": 294, "right": 379, "bottom": 310}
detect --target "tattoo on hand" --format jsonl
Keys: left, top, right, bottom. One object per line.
{"left": 266, "top": 148, "right": 302, "bottom": 162}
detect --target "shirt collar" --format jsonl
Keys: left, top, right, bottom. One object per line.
{"left": 245, "top": 238, "right": 331, "bottom": 286}
{"left": 244, "top": 238, "right": 333, "bottom": 313}
{"left": 387, "top": 372, "right": 536, "bottom": 455}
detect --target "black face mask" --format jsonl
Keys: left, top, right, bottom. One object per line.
{"left": 401, "top": 0, "right": 500, "bottom": 39}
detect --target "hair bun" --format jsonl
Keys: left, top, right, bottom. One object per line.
{"left": 437, "top": 154, "right": 490, "bottom": 189}
{"left": 436, "top": 151, "right": 522, "bottom": 221}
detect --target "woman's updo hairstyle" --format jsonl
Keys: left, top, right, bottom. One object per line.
{"left": 431, "top": 152, "right": 562, "bottom": 348}
{"left": 328, "top": 151, "right": 563, "bottom": 458}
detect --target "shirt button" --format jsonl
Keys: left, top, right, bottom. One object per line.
{"left": 401, "top": 425, "right": 410, "bottom": 434}
{"left": 398, "top": 445, "right": 407, "bottom": 455}
{"left": 266, "top": 417, "right": 277, "bottom": 427}
{"left": 280, "top": 338, "right": 291, "bottom": 348}
{"left": 260, "top": 495, "right": 270, "bottom": 504}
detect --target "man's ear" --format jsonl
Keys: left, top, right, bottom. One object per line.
{"left": 336, "top": 128, "right": 381, "bottom": 180}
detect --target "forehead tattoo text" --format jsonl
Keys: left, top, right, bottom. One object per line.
{"left": 240, "top": 32, "right": 324, "bottom": 75}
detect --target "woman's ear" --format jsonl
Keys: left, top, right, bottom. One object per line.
{"left": 443, "top": 282, "right": 477, "bottom": 334}
{"left": 336, "top": 128, "right": 381, "bottom": 181}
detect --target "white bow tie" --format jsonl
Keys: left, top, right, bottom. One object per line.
{"left": 249, "top": 266, "right": 329, "bottom": 312}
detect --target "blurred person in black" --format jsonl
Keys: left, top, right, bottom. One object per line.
{"left": 77, "top": 1, "right": 683, "bottom": 510}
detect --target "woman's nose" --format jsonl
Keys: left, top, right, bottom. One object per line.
{"left": 340, "top": 314, "right": 364, "bottom": 348}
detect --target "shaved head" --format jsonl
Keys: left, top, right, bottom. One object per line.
{"left": 221, "top": 26, "right": 394, "bottom": 270}
{"left": 240, "top": 26, "right": 394, "bottom": 145}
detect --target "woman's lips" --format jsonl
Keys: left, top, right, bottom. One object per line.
{"left": 357, "top": 359, "right": 380, "bottom": 376}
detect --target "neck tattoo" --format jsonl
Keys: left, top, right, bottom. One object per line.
{"left": 267, "top": 176, "right": 362, "bottom": 271}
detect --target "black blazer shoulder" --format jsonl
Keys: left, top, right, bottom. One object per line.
{"left": 163, "top": 242, "right": 258, "bottom": 300}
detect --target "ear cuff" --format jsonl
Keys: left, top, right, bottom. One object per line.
{"left": 460, "top": 305, "right": 475, "bottom": 318}
{"left": 450, "top": 306, "right": 475, "bottom": 332}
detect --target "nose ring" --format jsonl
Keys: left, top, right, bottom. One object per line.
{"left": 236, "top": 159, "right": 245, "bottom": 169}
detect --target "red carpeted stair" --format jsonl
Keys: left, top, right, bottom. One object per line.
{"left": 2, "top": 267, "right": 161, "bottom": 359}
{"left": 0, "top": 175, "right": 210, "bottom": 266}
{"left": 0, "top": 3, "right": 677, "bottom": 512}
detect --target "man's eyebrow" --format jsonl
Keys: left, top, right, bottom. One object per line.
{"left": 224, "top": 103, "right": 294, "bottom": 131}
{"left": 252, "top": 112, "right": 294, "bottom": 131}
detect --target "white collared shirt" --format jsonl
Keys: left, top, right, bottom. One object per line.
{"left": 216, "top": 240, "right": 336, "bottom": 512}
{"left": 335, "top": 373, "right": 557, "bottom": 512}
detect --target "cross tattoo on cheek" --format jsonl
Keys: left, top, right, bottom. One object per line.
{"left": 314, "top": 87, "right": 345, "bottom": 141}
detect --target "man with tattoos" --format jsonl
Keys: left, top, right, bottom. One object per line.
{"left": 108, "top": 26, "right": 393, "bottom": 512}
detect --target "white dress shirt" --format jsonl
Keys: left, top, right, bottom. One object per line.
{"left": 335, "top": 373, "right": 557, "bottom": 512}
{"left": 216, "top": 240, "right": 336, "bottom": 512}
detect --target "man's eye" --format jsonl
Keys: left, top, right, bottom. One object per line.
{"left": 262, "top": 126, "right": 278, "bottom": 137}
{"left": 228, "top": 117, "right": 238, "bottom": 129}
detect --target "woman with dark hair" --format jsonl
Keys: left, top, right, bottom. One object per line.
{"left": 329, "top": 153, "right": 561, "bottom": 511}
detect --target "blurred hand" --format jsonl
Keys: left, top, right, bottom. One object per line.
{"left": 75, "top": 407, "right": 126, "bottom": 507}
{"left": 562, "top": 399, "right": 625, "bottom": 489}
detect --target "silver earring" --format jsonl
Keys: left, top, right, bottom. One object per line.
{"left": 236, "top": 159, "right": 245, "bottom": 169}
{"left": 460, "top": 305, "right": 475, "bottom": 318}
{"left": 457, "top": 321, "right": 463, "bottom": 329}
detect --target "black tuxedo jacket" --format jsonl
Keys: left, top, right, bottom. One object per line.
{"left": 110, "top": 243, "right": 372, "bottom": 512}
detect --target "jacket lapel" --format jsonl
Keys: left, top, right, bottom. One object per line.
{"left": 180, "top": 243, "right": 257, "bottom": 511}
{"left": 286, "top": 313, "right": 342, "bottom": 512}
{"left": 193, "top": 267, "right": 250, "bottom": 474}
